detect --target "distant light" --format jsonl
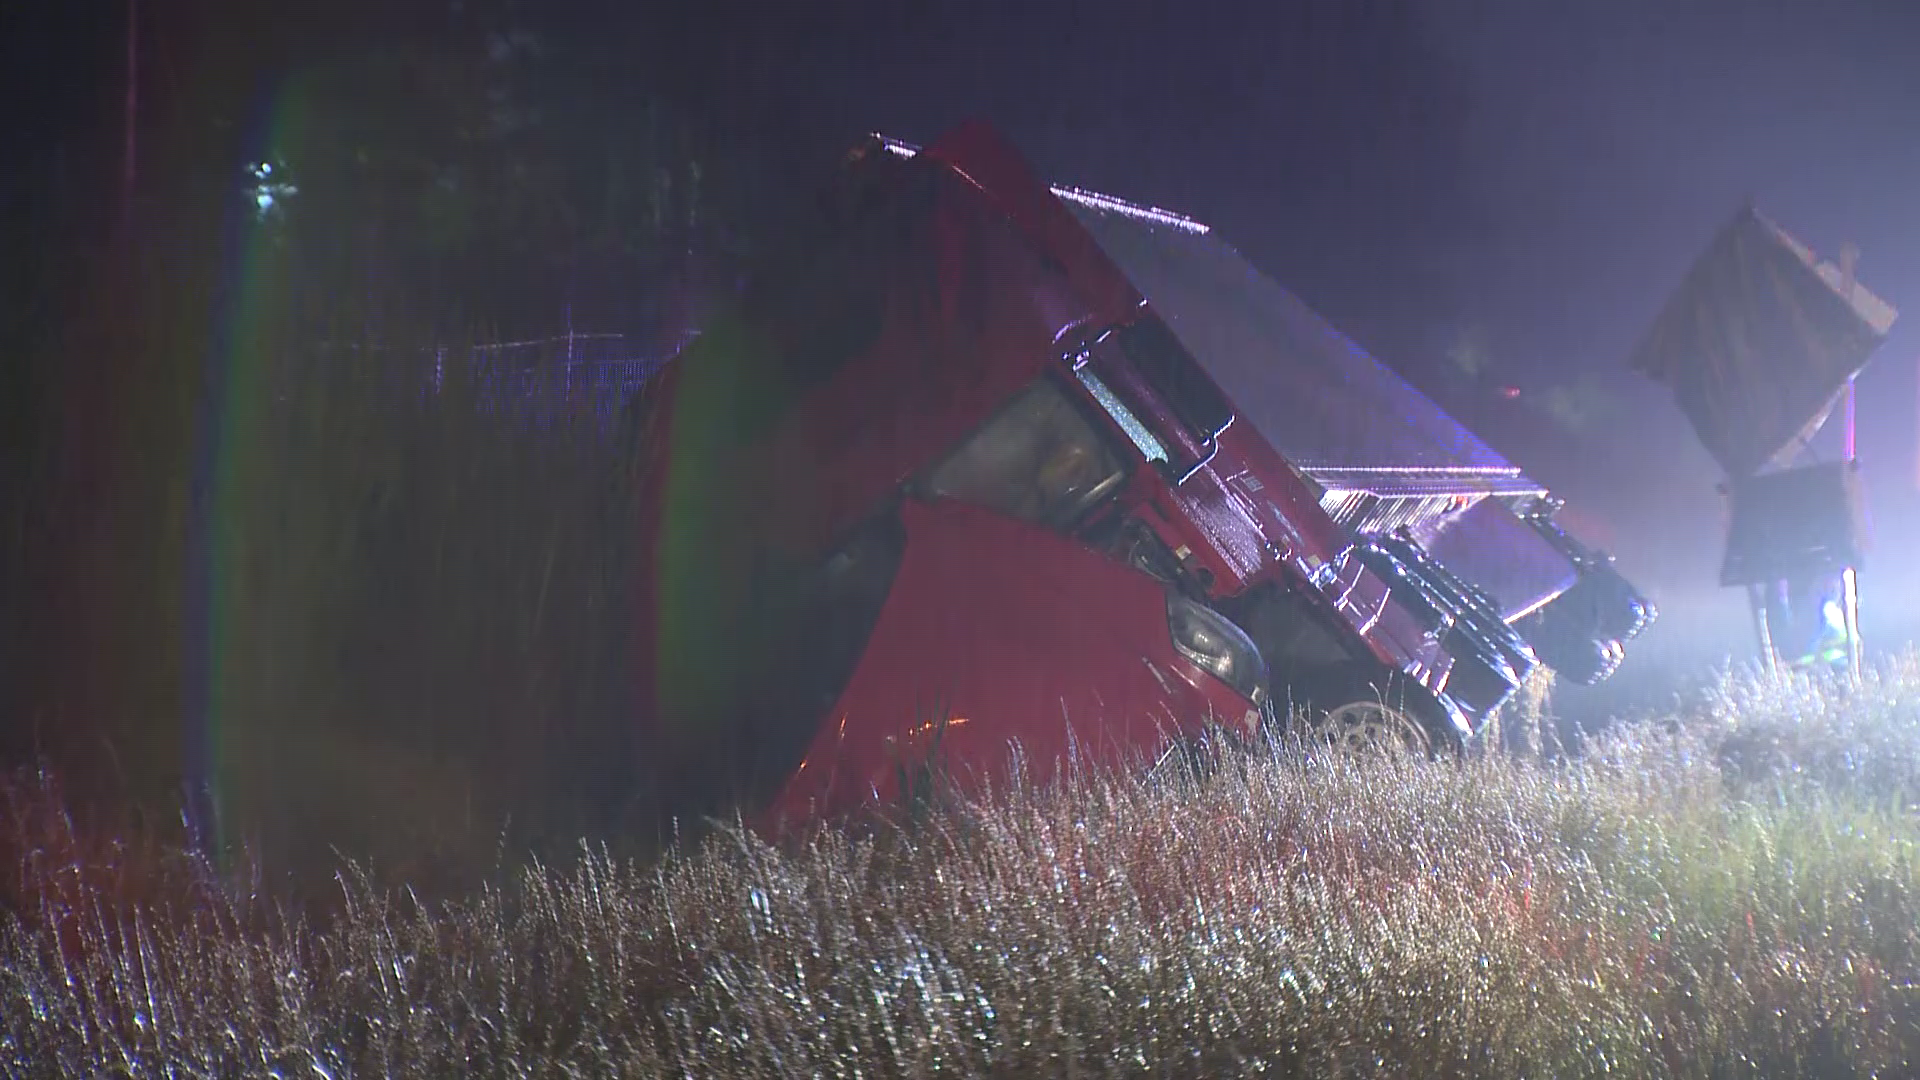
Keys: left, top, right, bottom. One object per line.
{"left": 1500, "top": 385, "right": 1521, "bottom": 399}
{"left": 874, "top": 133, "right": 1211, "bottom": 235}
{"left": 245, "top": 160, "right": 297, "bottom": 220}
{"left": 1822, "top": 598, "right": 1847, "bottom": 636}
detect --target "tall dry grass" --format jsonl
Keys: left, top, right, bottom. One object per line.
{"left": 4, "top": 657, "right": 1918, "bottom": 1077}
{"left": 6, "top": 215, "right": 675, "bottom": 899}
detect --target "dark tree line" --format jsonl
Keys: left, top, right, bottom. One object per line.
{"left": 0, "top": 1, "right": 796, "bottom": 828}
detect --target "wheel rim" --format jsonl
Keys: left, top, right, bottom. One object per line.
{"left": 1310, "top": 699, "right": 1431, "bottom": 757}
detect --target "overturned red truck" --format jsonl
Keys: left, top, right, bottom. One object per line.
{"left": 624, "top": 122, "right": 1652, "bottom": 823}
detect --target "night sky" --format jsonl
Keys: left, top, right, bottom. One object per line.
{"left": 13, "top": 1, "right": 1920, "bottom": 683}
{"left": 613, "top": 0, "right": 1920, "bottom": 679}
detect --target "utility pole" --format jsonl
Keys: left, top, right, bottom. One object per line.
{"left": 1835, "top": 242, "right": 1865, "bottom": 682}
{"left": 1838, "top": 242, "right": 1859, "bottom": 463}
{"left": 121, "top": 0, "right": 139, "bottom": 223}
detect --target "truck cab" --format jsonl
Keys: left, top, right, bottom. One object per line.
{"left": 626, "top": 123, "right": 1581, "bottom": 824}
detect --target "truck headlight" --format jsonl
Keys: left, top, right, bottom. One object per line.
{"left": 1166, "top": 592, "right": 1270, "bottom": 704}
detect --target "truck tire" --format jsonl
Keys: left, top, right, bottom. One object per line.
{"left": 1532, "top": 635, "right": 1623, "bottom": 687}
{"left": 1284, "top": 665, "right": 1452, "bottom": 758}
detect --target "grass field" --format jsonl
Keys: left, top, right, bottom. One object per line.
{"left": 3, "top": 656, "right": 1918, "bottom": 1078}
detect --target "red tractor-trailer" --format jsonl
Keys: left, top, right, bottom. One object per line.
{"left": 625, "top": 122, "right": 1645, "bottom": 825}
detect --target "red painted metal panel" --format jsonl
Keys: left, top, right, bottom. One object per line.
{"left": 765, "top": 499, "right": 1260, "bottom": 822}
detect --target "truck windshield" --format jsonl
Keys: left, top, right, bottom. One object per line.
{"left": 921, "top": 375, "right": 1128, "bottom": 531}
{"left": 1114, "top": 316, "right": 1234, "bottom": 445}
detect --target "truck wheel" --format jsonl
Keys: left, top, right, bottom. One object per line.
{"left": 1533, "top": 635, "right": 1623, "bottom": 686}
{"left": 1289, "top": 666, "right": 1438, "bottom": 758}
{"left": 1308, "top": 698, "right": 1432, "bottom": 758}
